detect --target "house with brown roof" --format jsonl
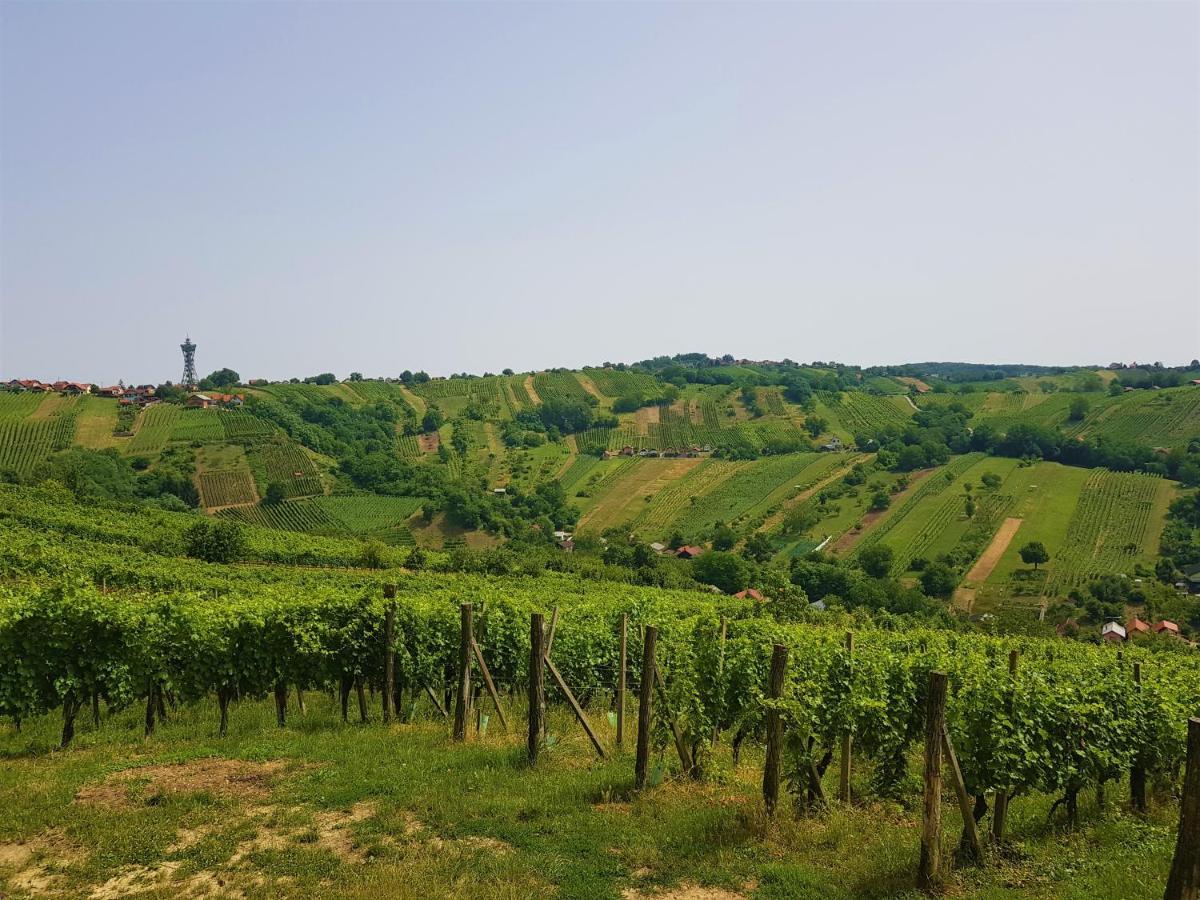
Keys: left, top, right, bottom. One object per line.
{"left": 734, "top": 588, "right": 764, "bottom": 601}
{"left": 1154, "top": 620, "right": 1181, "bottom": 636}
{"left": 675, "top": 545, "right": 705, "bottom": 559}
{"left": 1127, "top": 617, "right": 1151, "bottom": 635}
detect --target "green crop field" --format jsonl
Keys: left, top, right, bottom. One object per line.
{"left": 821, "top": 390, "right": 912, "bottom": 434}
{"left": 197, "top": 469, "right": 258, "bottom": 508}
{"left": 1078, "top": 386, "right": 1200, "bottom": 447}
{"left": 127, "top": 404, "right": 180, "bottom": 454}
{"left": 665, "top": 453, "right": 833, "bottom": 535}
{"left": 170, "top": 409, "right": 225, "bottom": 442}
{"left": 531, "top": 371, "right": 591, "bottom": 404}
{"left": 218, "top": 408, "right": 275, "bottom": 439}
{"left": 219, "top": 497, "right": 341, "bottom": 533}
{"left": 0, "top": 393, "right": 42, "bottom": 420}
{"left": 247, "top": 442, "right": 323, "bottom": 499}
{"left": 0, "top": 416, "right": 75, "bottom": 474}
{"left": 1041, "top": 469, "right": 1166, "bottom": 596}
{"left": 583, "top": 368, "right": 661, "bottom": 397}
{"left": 311, "top": 495, "right": 424, "bottom": 533}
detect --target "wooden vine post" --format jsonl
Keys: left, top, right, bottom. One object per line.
{"left": 382, "top": 584, "right": 396, "bottom": 724}
{"left": 918, "top": 671, "right": 949, "bottom": 892}
{"left": 712, "top": 616, "right": 727, "bottom": 745}
{"left": 942, "top": 724, "right": 984, "bottom": 864}
{"left": 840, "top": 631, "right": 854, "bottom": 803}
{"left": 528, "top": 613, "right": 545, "bottom": 763}
{"left": 992, "top": 648, "right": 1019, "bottom": 841}
{"left": 1164, "top": 717, "right": 1200, "bottom": 900}
{"left": 453, "top": 603, "right": 472, "bottom": 741}
{"left": 763, "top": 644, "right": 788, "bottom": 815}
{"left": 635, "top": 626, "right": 658, "bottom": 790}
{"left": 616, "top": 613, "right": 627, "bottom": 750}
{"left": 1132, "top": 661, "right": 1147, "bottom": 813}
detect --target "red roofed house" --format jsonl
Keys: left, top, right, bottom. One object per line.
{"left": 1127, "top": 617, "right": 1151, "bottom": 635}
{"left": 734, "top": 589, "right": 764, "bottom": 601}
{"left": 98, "top": 385, "right": 123, "bottom": 398}
{"left": 1154, "top": 620, "right": 1181, "bottom": 636}
{"left": 675, "top": 545, "right": 705, "bottom": 559}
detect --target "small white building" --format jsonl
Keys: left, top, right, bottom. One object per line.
{"left": 1101, "top": 621, "right": 1127, "bottom": 643}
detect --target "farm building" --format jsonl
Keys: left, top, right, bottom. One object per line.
{"left": 1154, "top": 620, "right": 1181, "bottom": 636}
{"left": 186, "top": 392, "right": 243, "bottom": 409}
{"left": 1181, "top": 563, "right": 1200, "bottom": 595}
{"left": 1100, "top": 621, "right": 1127, "bottom": 643}
{"left": 649, "top": 542, "right": 667, "bottom": 554}
{"left": 5, "top": 379, "right": 52, "bottom": 392}
{"left": 675, "top": 545, "right": 705, "bottom": 559}
{"left": 51, "top": 381, "right": 93, "bottom": 394}
{"left": 734, "top": 589, "right": 764, "bottom": 601}
{"left": 1127, "top": 617, "right": 1151, "bottom": 635}
{"left": 557, "top": 538, "right": 575, "bottom": 552}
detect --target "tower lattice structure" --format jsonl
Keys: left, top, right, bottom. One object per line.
{"left": 180, "top": 336, "right": 198, "bottom": 389}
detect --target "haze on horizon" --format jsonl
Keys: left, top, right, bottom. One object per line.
{"left": 1, "top": 1, "right": 1197, "bottom": 386}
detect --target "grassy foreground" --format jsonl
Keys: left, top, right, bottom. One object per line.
{"left": 0, "top": 695, "right": 1181, "bottom": 899}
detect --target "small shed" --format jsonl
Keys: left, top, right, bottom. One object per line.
{"left": 1154, "top": 620, "right": 1181, "bottom": 636}
{"left": 675, "top": 545, "right": 705, "bottom": 559}
{"left": 734, "top": 589, "right": 764, "bottom": 601}
{"left": 1101, "top": 621, "right": 1127, "bottom": 643}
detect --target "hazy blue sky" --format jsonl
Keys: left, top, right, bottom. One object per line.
{"left": 2, "top": 1, "right": 1196, "bottom": 384}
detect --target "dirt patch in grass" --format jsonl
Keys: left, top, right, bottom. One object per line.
{"left": 622, "top": 883, "right": 747, "bottom": 900}
{"left": 635, "top": 404, "right": 660, "bottom": 435}
{"left": 524, "top": 375, "right": 541, "bottom": 405}
{"left": 418, "top": 431, "right": 440, "bottom": 453}
{"left": 953, "top": 516, "right": 1023, "bottom": 611}
{"left": 1, "top": 828, "right": 88, "bottom": 895}
{"left": 75, "top": 758, "right": 287, "bottom": 810}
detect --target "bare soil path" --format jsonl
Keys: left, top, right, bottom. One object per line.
{"left": 953, "top": 516, "right": 1023, "bottom": 611}
{"left": 524, "top": 375, "right": 541, "bottom": 405}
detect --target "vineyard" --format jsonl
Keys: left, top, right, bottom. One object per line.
{"left": 850, "top": 454, "right": 984, "bottom": 557}
{"left": 219, "top": 498, "right": 341, "bottom": 534}
{"left": 2, "top": 574, "right": 1198, "bottom": 896}
{"left": 584, "top": 368, "right": 662, "bottom": 398}
{"left": 197, "top": 469, "right": 259, "bottom": 508}
{"left": 666, "top": 454, "right": 832, "bottom": 535}
{"left": 250, "top": 441, "right": 323, "bottom": 498}
{"left": 127, "top": 404, "right": 180, "bottom": 453}
{"left": 169, "top": 409, "right": 225, "bottom": 442}
{"left": 532, "top": 372, "right": 591, "bottom": 404}
{"left": 1081, "top": 387, "right": 1200, "bottom": 448}
{"left": 629, "top": 459, "right": 740, "bottom": 535}
{"left": 0, "top": 415, "right": 76, "bottom": 474}
{"left": 311, "top": 495, "right": 424, "bottom": 533}
{"left": 1042, "top": 469, "right": 1164, "bottom": 596}
{"left": 217, "top": 408, "right": 275, "bottom": 439}
{"left": 0, "top": 392, "right": 43, "bottom": 420}
{"left": 821, "top": 391, "right": 912, "bottom": 433}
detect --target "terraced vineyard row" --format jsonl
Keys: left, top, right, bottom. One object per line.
{"left": 668, "top": 454, "right": 833, "bottom": 535}
{"left": 823, "top": 391, "right": 911, "bottom": 433}
{"left": 629, "top": 459, "right": 739, "bottom": 534}
{"left": 583, "top": 369, "right": 661, "bottom": 397}
{"left": 128, "top": 405, "right": 180, "bottom": 453}
{"left": 0, "top": 416, "right": 76, "bottom": 474}
{"left": 557, "top": 455, "right": 601, "bottom": 493}
{"left": 1083, "top": 387, "right": 1200, "bottom": 448}
{"left": 219, "top": 499, "right": 340, "bottom": 533}
{"left": 852, "top": 454, "right": 983, "bottom": 556}
{"left": 197, "top": 469, "right": 258, "bottom": 508}
{"left": 311, "top": 495, "right": 423, "bottom": 532}
{"left": 397, "top": 434, "right": 422, "bottom": 459}
{"left": 509, "top": 376, "right": 532, "bottom": 408}
{"left": 1043, "top": 469, "right": 1162, "bottom": 595}
{"left": 217, "top": 409, "right": 275, "bottom": 438}
{"left": 170, "top": 409, "right": 225, "bottom": 442}
{"left": 0, "top": 393, "right": 43, "bottom": 420}
{"left": 252, "top": 442, "right": 323, "bottom": 498}
{"left": 532, "top": 372, "right": 591, "bottom": 404}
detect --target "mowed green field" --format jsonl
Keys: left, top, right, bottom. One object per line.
{"left": 971, "top": 462, "right": 1175, "bottom": 609}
